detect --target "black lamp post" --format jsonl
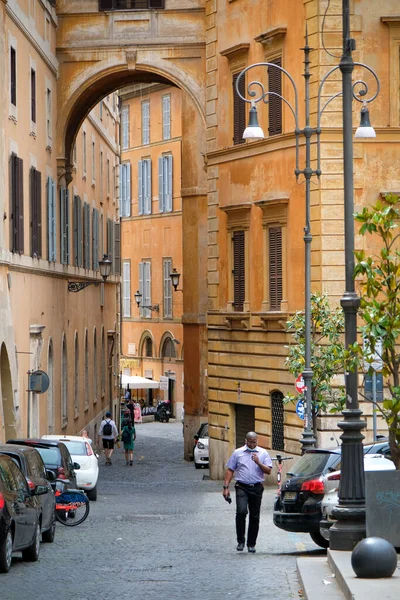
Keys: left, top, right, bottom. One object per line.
{"left": 170, "top": 268, "right": 182, "bottom": 292}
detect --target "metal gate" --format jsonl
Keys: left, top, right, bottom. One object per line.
{"left": 271, "top": 391, "right": 285, "bottom": 451}
{"left": 235, "top": 405, "right": 255, "bottom": 447}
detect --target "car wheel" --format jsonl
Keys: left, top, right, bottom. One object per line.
{"left": 42, "top": 511, "right": 56, "bottom": 543}
{"left": 0, "top": 529, "right": 13, "bottom": 573}
{"left": 309, "top": 531, "right": 329, "bottom": 549}
{"left": 87, "top": 485, "right": 97, "bottom": 501}
{"left": 22, "top": 522, "right": 41, "bottom": 562}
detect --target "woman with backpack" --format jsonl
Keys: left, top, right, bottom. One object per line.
{"left": 121, "top": 419, "right": 136, "bottom": 466}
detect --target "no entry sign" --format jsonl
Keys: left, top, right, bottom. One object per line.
{"left": 295, "top": 374, "right": 306, "bottom": 394}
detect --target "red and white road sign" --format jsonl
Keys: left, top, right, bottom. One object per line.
{"left": 295, "top": 374, "right": 306, "bottom": 394}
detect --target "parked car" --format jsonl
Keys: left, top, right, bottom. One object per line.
{"left": 6, "top": 439, "right": 79, "bottom": 490}
{"left": 0, "top": 444, "right": 56, "bottom": 543}
{"left": 41, "top": 435, "right": 99, "bottom": 501}
{"left": 0, "top": 453, "right": 48, "bottom": 572}
{"left": 319, "top": 453, "right": 395, "bottom": 541}
{"left": 273, "top": 439, "right": 392, "bottom": 548}
{"left": 194, "top": 423, "right": 209, "bottom": 469}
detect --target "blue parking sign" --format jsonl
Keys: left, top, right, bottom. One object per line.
{"left": 296, "top": 398, "right": 305, "bottom": 420}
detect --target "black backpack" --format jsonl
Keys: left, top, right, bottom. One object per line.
{"left": 121, "top": 428, "right": 131, "bottom": 443}
{"left": 103, "top": 419, "right": 112, "bottom": 436}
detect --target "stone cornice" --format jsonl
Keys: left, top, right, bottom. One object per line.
{"left": 254, "top": 27, "right": 287, "bottom": 46}
{"left": 381, "top": 16, "right": 400, "bottom": 26}
{"left": 220, "top": 43, "right": 250, "bottom": 61}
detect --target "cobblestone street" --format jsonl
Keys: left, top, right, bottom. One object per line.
{"left": 1, "top": 421, "right": 324, "bottom": 600}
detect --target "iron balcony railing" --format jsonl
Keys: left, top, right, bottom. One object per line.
{"left": 99, "top": 0, "right": 165, "bottom": 10}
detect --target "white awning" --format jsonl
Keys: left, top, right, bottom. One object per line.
{"left": 121, "top": 375, "right": 160, "bottom": 389}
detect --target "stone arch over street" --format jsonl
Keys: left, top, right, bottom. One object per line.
{"left": 55, "top": 12, "right": 209, "bottom": 457}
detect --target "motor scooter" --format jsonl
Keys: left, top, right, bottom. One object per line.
{"left": 155, "top": 400, "right": 171, "bottom": 423}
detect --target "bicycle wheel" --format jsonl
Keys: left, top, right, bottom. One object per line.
{"left": 55, "top": 490, "right": 90, "bottom": 527}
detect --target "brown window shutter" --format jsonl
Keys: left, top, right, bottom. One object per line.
{"left": 233, "top": 73, "right": 246, "bottom": 145}
{"left": 269, "top": 227, "right": 283, "bottom": 310}
{"left": 99, "top": 0, "right": 114, "bottom": 10}
{"left": 233, "top": 230, "right": 245, "bottom": 311}
{"left": 30, "top": 167, "right": 41, "bottom": 257}
{"left": 11, "top": 155, "right": 24, "bottom": 254}
{"left": 268, "top": 57, "right": 282, "bottom": 136}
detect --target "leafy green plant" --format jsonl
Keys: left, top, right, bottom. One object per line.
{"left": 353, "top": 194, "right": 400, "bottom": 469}
{"left": 284, "top": 292, "right": 346, "bottom": 434}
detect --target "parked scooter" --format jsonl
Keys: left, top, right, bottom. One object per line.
{"left": 155, "top": 400, "right": 171, "bottom": 423}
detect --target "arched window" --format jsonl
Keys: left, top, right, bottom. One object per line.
{"left": 61, "top": 335, "right": 68, "bottom": 426}
{"left": 93, "top": 328, "right": 98, "bottom": 403}
{"left": 271, "top": 390, "right": 285, "bottom": 451}
{"left": 145, "top": 337, "right": 153, "bottom": 357}
{"left": 84, "top": 329, "right": 89, "bottom": 410}
{"left": 47, "top": 339, "right": 54, "bottom": 433}
{"left": 101, "top": 326, "right": 105, "bottom": 396}
{"left": 161, "top": 337, "right": 176, "bottom": 359}
{"left": 74, "top": 332, "right": 79, "bottom": 416}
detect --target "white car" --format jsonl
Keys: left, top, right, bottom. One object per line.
{"left": 320, "top": 454, "right": 395, "bottom": 541}
{"left": 42, "top": 435, "right": 99, "bottom": 501}
{"left": 194, "top": 423, "right": 209, "bottom": 469}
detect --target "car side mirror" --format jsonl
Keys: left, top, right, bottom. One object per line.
{"left": 73, "top": 462, "right": 81, "bottom": 470}
{"left": 33, "top": 485, "right": 49, "bottom": 496}
{"left": 46, "top": 469, "right": 56, "bottom": 481}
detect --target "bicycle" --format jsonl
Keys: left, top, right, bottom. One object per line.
{"left": 271, "top": 454, "right": 293, "bottom": 496}
{"left": 54, "top": 482, "right": 90, "bottom": 527}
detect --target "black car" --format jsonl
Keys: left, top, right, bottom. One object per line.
{"left": 6, "top": 439, "right": 79, "bottom": 490}
{"left": 0, "top": 444, "right": 56, "bottom": 543}
{"left": 273, "top": 439, "right": 391, "bottom": 548}
{"left": 0, "top": 453, "right": 48, "bottom": 572}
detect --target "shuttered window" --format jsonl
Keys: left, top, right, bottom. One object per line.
{"left": 235, "top": 405, "right": 255, "bottom": 447}
{"left": 10, "top": 47, "right": 16, "bottom": 107}
{"left": 31, "top": 69, "right": 36, "bottom": 124}
{"left": 99, "top": 0, "right": 165, "bottom": 8}
{"left": 122, "top": 261, "right": 131, "bottom": 318}
{"left": 83, "top": 202, "right": 90, "bottom": 269}
{"left": 138, "top": 159, "right": 152, "bottom": 215}
{"left": 10, "top": 154, "right": 24, "bottom": 254}
{"left": 73, "top": 195, "right": 83, "bottom": 267}
{"left": 121, "top": 105, "right": 129, "bottom": 150}
{"left": 163, "top": 258, "right": 172, "bottom": 318}
{"left": 92, "top": 208, "right": 99, "bottom": 270}
{"left": 60, "top": 188, "right": 70, "bottom": 265}
{"left": 139, "top": 261, "right": 151, "bottom": 318}
{"left": 47, "top": 177, "right": 56, "bottom": 262}
{"left": 162, "top": 94, "right": 171, "bottom": 140}
{"left": 232, "top": 230, "right": 245, "bottom": 312}
{"left": 269, "top": 226, "right": 283, "bottom": 310}
{"left": 120, "top": 162, "right": 131, "bottom": 217}
{"left": 268, "top": 57, "right": 282, "bottom": 136}
{"left": 29, "top": 167, "right": 42, "bottom": 258}
{"left": 233, "top": 72, "right": 246, "bottom": 145}
{"left": 158, "top": 154, "right": 173, "bottom": 213}
{"left": 114, "top": 221, "right": 121, "bottom": 275}
{"left": 107, "top": 218, "right": 114, "bottom": 273}
{"left": 142, "top": 100, "right": 150, "bottom": 145}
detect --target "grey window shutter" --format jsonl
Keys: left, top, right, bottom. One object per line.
{"left": 126, "top": 162, "right": 131, "bottom": 216}
{"left": 83, "top": 203, "right": 90, "bottom": 269}
{"left": 158, "top": 156, "right": 164, "bottom": 212}
{"left": 73, "top": 195, "right": 79, "bottom": 266}
{"left": 144, "top": 261, "right": 151, "bottom": 319}
{"left": 166, "top": 155, "right": 173, "bottom": 212}
{"left": 268, "top": 58, "right": 282, "bottom": 136}
{"left": 120, "top": 163, "right": 125, "bottom": 216}
{"left": 114, "top": 221, "right": 120, "bottom": 275}
{"left": 92, "top": 208, "right": 98, "bottom": 270}
{"left": 60, "top": 187, "right": 69, "bottom": 265}
{"left": 51, "top": 178, "right": 56, "bottom": 261}
{"left": 11, "top": 155, "right": 25, "bottom": 254}
{"left": 123, "top": 261, "right": 131, "bottom": 317}
{"left": 47, "top": 177, "right": 53, "bottom": 261}
{"left": 138, "top": 160, "right": 144, "bottom": 215}
{"left": 30, "top": 167, "right": 41, "bottom": 258}
{"left": 269, "top": 226, "right": 283, "bottom": 309}
{"left": 163, "top": 258, "right": 172, "bottom": 318}
{"left": 139, "top": 262, "right": 144, "bottom": 318}
{"left": 78, "top": 196, "right": 83, "bottom": 268}
{"left": 144, "top": 159, "right": 152, "bottom": 215}
{"left": 233, "top": 230, "right": 245, "bottom": 311}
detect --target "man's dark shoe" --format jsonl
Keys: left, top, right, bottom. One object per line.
{"left": 236, "top": 543, "right": 245, "bottom": 551}
{"left": 248, "top": 546, "right": 256, "bottom": 553}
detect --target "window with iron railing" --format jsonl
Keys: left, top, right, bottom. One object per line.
{"left": 99, "top": 0, "right": 164, "bottom": 11}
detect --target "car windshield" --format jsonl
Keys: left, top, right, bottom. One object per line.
{"left": 61, "top": 441, "right": 87, "bottom": 456}
{"left": 35, "top": 447, "right": 60, "bottom": 465}
{"left": 287, "top": 451, "right": 339, "bottom": 478}
{"left": 200, "top": 424, "right": 209, "bottom": 438}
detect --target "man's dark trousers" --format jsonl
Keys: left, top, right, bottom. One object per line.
{"left": 235, "top": 482, "right": 264, "bottom": 547}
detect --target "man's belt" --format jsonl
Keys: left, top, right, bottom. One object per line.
{"left": 236, "top": 481, "right": 263, "bottom": 488}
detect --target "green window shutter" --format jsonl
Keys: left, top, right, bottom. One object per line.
{"left": 269, "top": 226, "right": 283, "bottom": 310}
{"left": 268, "top": 58, "right": 282, "bottom": 136}
{"left": 92, "top": 208, "right": 99, "bottom": 270}
{"left": 73, "top": 195, "right": 79, "bottom": 266}
{"left": 233, "top": 230, "right": 245, "bottom": 311}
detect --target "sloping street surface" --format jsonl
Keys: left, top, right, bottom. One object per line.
{"left": 1, "top": 421, "right": 324, "bottom": 600}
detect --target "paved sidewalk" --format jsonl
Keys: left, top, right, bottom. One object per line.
{"left": 298, "top": 548, "right": 400, "bottom": 599}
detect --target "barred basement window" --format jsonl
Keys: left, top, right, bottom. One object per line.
{"left": 271, "top": 391, "right": 284, "bottom": 451}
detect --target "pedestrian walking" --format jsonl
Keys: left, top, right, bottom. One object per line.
{"left": 126, "top": 397, "right": 135, "bottom": 423}
{"left": 98, "top": 411, "right": 119, "bottom": 466}
{"left": 121, "top": 421, "right": 136, "bottom": 466}
{"left": 223, "top": 431, "right": 272, "bottom": 553}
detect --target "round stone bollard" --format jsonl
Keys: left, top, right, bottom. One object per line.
{"left": 351, "top": 537, "right": 398, "bottom": 578}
